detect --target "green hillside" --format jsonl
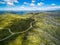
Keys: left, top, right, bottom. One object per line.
{"left": 0, "top": 13, "right": 60, "bottom": 45}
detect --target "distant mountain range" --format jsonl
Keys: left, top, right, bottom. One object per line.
{"left": 0, "top": 10, "right": 60, "bottom": 15}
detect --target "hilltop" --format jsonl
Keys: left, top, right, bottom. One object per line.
{"left": 0, "top": 12, "right": 60, "bottom": 45}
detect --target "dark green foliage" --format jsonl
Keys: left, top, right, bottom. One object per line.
{"left": 0, "top": 29, "right": 11, "bottom": 40}
{"left": 8, "top": 18, "right": 34, "bottom": 33}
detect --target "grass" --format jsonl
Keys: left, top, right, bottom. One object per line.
{"left": 0, "top": 12, "right": 60, "bottom": 45}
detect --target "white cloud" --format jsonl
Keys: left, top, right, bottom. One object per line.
{"left": 37, "top": 2, "right": 44, "bottom": 6}
{"left": 39, "top": 6, "right": 60, "bottom": 11}
{"left": 30, "top": 3, "right": 35, "bottom": 7}
{"left": 0, "top": 2, "right": 5, "bottom": 4}
{"left": 19, "top": 6, "right": 60, "bottom": 11}
{"left": 1, "top": 0, "right": 19, "bottom": 6}
{"left": 7, "top": 2, "right": 14, "bottom": 6}
{"left": 0, "top": 5, "right": 60, "bottom": 11}
{"left": 4, "top": 0, "right": 19, "bottom": 3}
{"left": 13, "top": 0, "right": 19, "bottom": 3}
{"left": 20, "top": 5, "right": 25, "bottom": 8}
{"left": 24, "top": 2, "right": 29, "bottom": 5}
{"left": 32, "top": 0, "right": 35, "bottom": 3}
{"left": 51, "top": 3, "right": 56, "bottom": 6}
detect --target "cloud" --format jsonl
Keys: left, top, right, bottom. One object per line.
{"left": 0, "top": 0, "right": 19, "bottom": 6}
{"left": 19, "top": 6, "right": 60, "bottom": 11}
{"left": 0, "top": 5, "right": 60, "bottom": 11}
{"left": 0, "top": 2, "right": 5, "bottom": 4}
{"left": 32, "top": 0, "right": 35, "bottom": 3}
{"left": 24, "top": 2, "right": 29, "bottom": 5}
{"left": 7, "top": 2, "right": 14, "bottom": 6}
{"left": 30, "top": 3, "right": 35, "bottom": 7}
{"left": 51, "top": 3, "right": 56, "bottom": 6}
{"left": 37, "top": 2, "right": 44, "bottom": 6}
{"left": 38, "top": 6, "right": 60, "bottom": 11}
{"left": 4, "top": 0, "right": 19, "bottom": 3}
{"left": 13, "top": 0, "right": 19, "bottom": 3}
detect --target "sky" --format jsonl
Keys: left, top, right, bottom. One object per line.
{"left": 0, "top": 0, "right": 60, "bottom": 11}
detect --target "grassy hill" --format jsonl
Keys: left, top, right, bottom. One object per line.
{"left": 0, "top": 13, "right": 60, "bottom": 45}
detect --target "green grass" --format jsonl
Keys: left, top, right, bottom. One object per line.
{"left": 0, "top": 13, "right": 60, "bottom": 45}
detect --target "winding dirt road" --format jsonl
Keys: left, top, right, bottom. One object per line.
{"left": 0, "top": 21, "right": 35, "bottom": 41}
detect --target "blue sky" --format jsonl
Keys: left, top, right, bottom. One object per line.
{"left": 0, "top": 0, "right": 60, "bottom": 11}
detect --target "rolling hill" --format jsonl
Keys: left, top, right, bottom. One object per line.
{"left": 0, "top": 12, "right": 60, "bottom": 45}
